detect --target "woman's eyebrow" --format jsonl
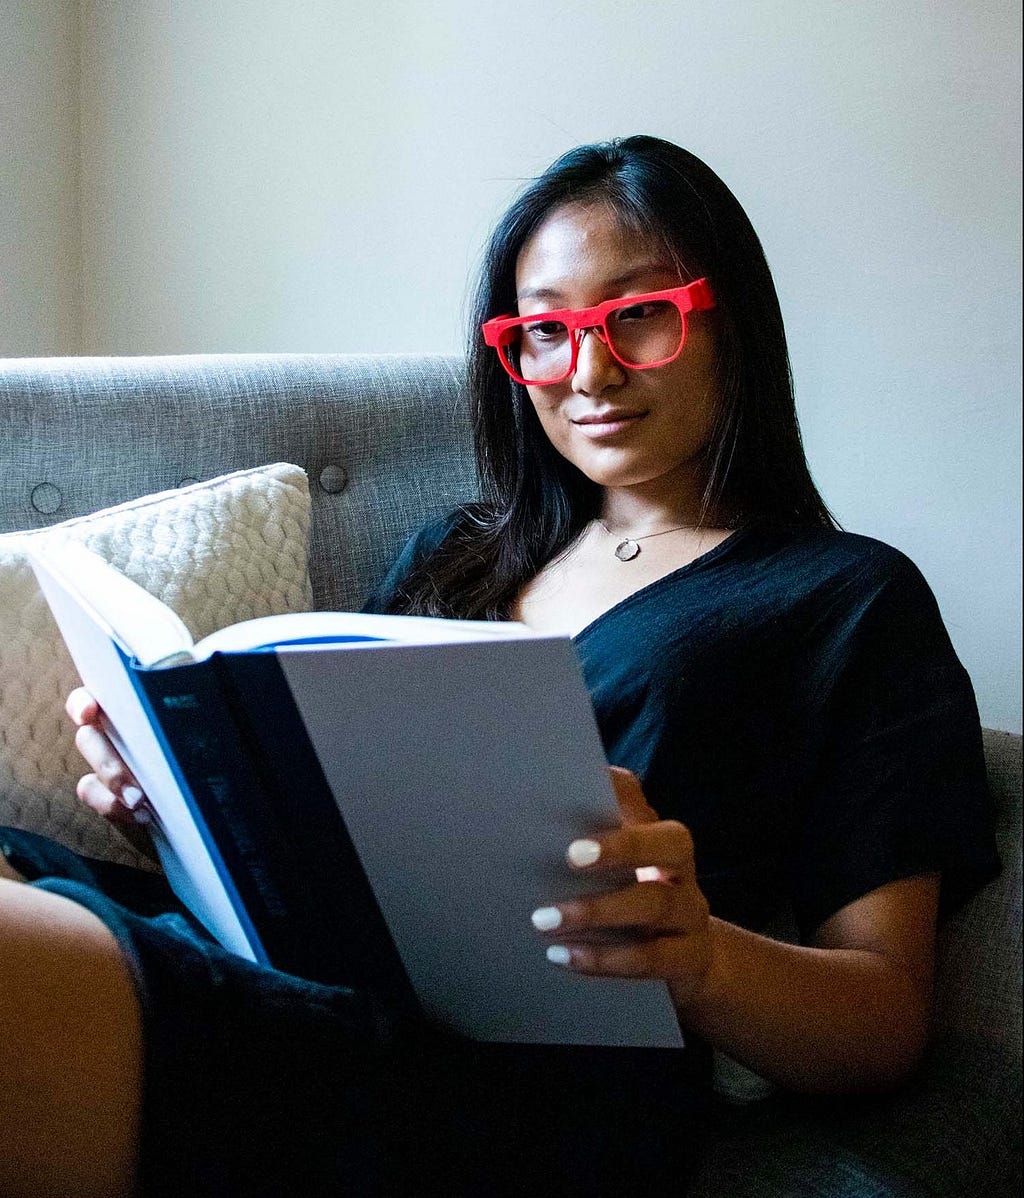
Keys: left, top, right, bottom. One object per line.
{"left": 517, "top": 286, "right": 563, "bottom": 303}
{"left": 517, "top": 264, "right": 678, "bottom": 304}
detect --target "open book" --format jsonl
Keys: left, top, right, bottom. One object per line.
{"left": 30, "top": 540, "right": 683, "bottom": 1049}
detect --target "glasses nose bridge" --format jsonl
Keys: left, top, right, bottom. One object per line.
{"left": 569, "top": 318, "right": 623, "bottom": 388}
{"left": 572, "top": 320, "right": 610, "bottom": 348}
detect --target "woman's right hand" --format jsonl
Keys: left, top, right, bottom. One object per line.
{"left": 65, "top": 687, "right": 148, "bottom": 826}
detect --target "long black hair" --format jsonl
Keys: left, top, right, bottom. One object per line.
{"left": 386, "top": 135, "right": 837, "bottom": 619}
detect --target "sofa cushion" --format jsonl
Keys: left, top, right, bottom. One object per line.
{"left": 691, "top": 1029, "right": 1021, "bottom": 1197}
{"left": 0, "top": 463, "right": 313, "bottom": 867}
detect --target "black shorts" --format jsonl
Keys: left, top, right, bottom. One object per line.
{"left": 2, "top": 827, "right": 711, "bottom": 1196}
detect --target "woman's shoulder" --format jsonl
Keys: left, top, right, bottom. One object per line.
{"left": 403, "top": 506, "right": 469, "bottom": 557}
{"left": 717, "top": 523, "right": 951, "bottom": 641}
{"left": 749, "top": 523, "right": 932, "bottom": 594}
{"left": 401, "top": 502, "right": 500, "bottom": 560}
{"left": 361, "top": 505, "right": 481, "bottom": 614}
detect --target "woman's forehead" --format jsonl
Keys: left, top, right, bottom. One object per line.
{"left": 516, "top": 202, "right": 677, "bottom": 300}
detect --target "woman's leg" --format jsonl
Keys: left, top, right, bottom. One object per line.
{"left": 0, "top": 866, "right": 142, "bottom": 1198}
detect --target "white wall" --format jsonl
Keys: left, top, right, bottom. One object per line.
{"left": 0, "top": 0, "right": 81, "bottom": 355}
{"left": 11, "top": 1, "right": 1024, "bottom": 729}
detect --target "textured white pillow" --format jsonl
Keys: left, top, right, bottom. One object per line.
{"left": 0, "top": 463, "right": 313, "bottom": 867}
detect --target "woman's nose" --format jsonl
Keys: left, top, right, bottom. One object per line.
{"left": 571, "top": 328, "right": 626, "bottom": 395}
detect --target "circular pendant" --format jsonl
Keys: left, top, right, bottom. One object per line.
{"left": 614, "top": 539, "right": 641, "bottom": 561}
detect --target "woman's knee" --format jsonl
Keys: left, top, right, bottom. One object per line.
{"left": 0, "top": 878, "right": 143, "bottom": 1197}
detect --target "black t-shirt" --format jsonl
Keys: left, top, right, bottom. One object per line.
{"left": 368, "top": 517, "right": 1000, "bottom": 942}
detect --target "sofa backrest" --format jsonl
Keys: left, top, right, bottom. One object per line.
{"left": 0, "top": 353, "right": 478, "bottom": 611}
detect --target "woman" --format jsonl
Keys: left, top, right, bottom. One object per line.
{"left": 0, "top": 136, "right": 999, "bottom": 1197}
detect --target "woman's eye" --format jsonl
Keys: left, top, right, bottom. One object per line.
{"left": 523, "top": 321, "right": 566, "bottom": 339}
{"left": 614, "top": 303, "right": 658, "bottom": 322}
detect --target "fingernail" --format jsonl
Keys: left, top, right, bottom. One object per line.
{"left": 567, "top": 838, "right": 601, "bottom": 867}
{"left": 122, "top": 786, "right": 145, "bottom": 809}
{"left": 531, "top": 906, "right": 562, "bottom": 932}
{"left": 132, "top": 806, "right": 152, "bottom": 826}
{"left": 546, "top": 945, "right": 572, "bottom": 966}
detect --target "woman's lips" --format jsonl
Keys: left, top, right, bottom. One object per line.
{"left": 571, "top": 411, "right": 647, "bottom": 439}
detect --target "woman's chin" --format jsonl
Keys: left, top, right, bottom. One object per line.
{"left": 564, "top": 451, "right": 703, "bottom": 495}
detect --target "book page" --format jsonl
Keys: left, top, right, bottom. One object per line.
{"left": 194, "top": 610, "right": 534, "bottom": 658}
{"left": 29, "top": 546, "right": 260, "bottom": 960}
{"left": 33, "top": 540, "right": 195, "bottom": 668}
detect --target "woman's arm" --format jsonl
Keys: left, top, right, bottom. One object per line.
{"left": 535, "top": 768, "right": 939, "bottom": 1094}
{"left": 673, "top": 875, "right": 938, "bottom": 1093}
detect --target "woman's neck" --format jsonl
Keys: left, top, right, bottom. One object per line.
{"left": 598, "top": 476, "right": 719, "bottom": 535}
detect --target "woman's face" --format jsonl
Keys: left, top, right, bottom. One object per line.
{"left": 514, "top": 202, "right": 720, "bottom": 504}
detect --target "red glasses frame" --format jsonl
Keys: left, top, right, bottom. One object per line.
{"left": 481, "top": 277, "right": 715, "bottom": 386}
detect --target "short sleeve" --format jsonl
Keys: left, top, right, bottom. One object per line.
{"left": 791, "top": 549, "right": 1001, "bottom": 941}
{"left": 360, "top": 510, "right": 462, "bottom": 614}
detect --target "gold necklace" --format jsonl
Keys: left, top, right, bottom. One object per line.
{"left": 596, "top": 518, "right": 692, "bottom": 562}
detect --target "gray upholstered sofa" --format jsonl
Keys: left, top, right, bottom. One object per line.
{"left": 1, "top": 354, "right": 1020, "bottom": 1196}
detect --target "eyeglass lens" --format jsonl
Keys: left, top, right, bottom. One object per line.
{"left": 510, "top": 299, "right": 685, "bottom": 384}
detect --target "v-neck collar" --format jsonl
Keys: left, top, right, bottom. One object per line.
{"left": 571, "top": 526, "right": 751, "bottom": 643}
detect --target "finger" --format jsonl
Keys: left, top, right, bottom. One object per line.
{"left": 76, "top": 773, "right": 137, "bottom": 823}
{"left": 608, "top": 766, "right": 659, "bottom": 825}
{"left": 566, "top": 820, "right": 695, "bottom": 875}
{"left": 66, "top": 686, "right": 101, "bottom": 727}
{"left": 533, "top": 881, "right": 699, "bottom": 937}
{"left": 545, "top": 933, "right": 707, "bottom": 980}
{"left": 73, "top": 723, "right": 139, "bottom": 798}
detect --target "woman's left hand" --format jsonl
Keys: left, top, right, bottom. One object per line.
{"left": 532, "top": 766, "right": 714, "bottom": 1008}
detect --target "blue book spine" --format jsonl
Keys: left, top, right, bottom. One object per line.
{"left": 131, "top": 652, "right": 419, "bottom": 1011}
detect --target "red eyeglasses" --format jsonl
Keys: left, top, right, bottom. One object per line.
{"left": 481, "top": 278, "right": 715, "bottom": 387}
